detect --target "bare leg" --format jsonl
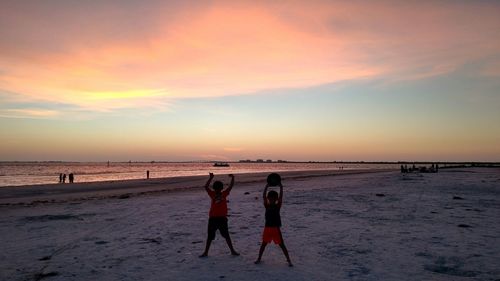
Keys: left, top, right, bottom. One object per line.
{"left": 225, "top": 237, "right": 240, "bottom": 255}
{"left": 199, "top": 239, "right": 212, "bottom": 257}
{"left": 254, "top": 242, "right": 268, "bottom": 264}
{"left": 279, "top": 242, "right": 293, "bottom": 266}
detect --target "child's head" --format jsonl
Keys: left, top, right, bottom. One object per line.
{"left": 267, "top": 190, "right": 279, "bottom": 204}
{"left": 213, "top": 181, "right": 224, "bottom": 192}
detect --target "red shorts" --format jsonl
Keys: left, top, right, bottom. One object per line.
{"left": 262, "top": 227, "right": 282, "bottom": 244}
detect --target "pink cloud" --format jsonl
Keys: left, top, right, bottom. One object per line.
{"left": 1, "top": 1, "right": 499, "bottom": 113}
{"left": 223, "top": 147, "right": 244, "bottom": 152}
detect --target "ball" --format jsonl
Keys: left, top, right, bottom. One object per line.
{"left": 267, "top": 173, "right": 281, "bottom": 187}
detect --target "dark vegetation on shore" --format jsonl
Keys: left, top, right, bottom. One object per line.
{"left": 1, "top": 160, "right": 499, "bottom": 167}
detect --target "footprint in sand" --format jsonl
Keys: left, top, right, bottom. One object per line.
{"left": 34, "top": 271, "right": 59, "bottom": 280}
{"left": 424, "top": 256, "right": 478, "bottom": 277}
{"left": 139, "top": 238, "right": 162, "bottom": 244}
{"left": 347, "top": 264, "right": 370, "bottom": 277}
{"left": 23, "top": 214, "right": 82, "bottom": 222}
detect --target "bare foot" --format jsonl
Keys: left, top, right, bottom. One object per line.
{"left": 288, "top": 261, "right": 293, "bottom": 267}
{"left": 254, "top": 260, "right": 261, "bottom": 264}
{"left": 231, "top": 251, "right": 240, "bottom": 256}
{"left": 199, "top": 253, "right": 208, "bottom": 258}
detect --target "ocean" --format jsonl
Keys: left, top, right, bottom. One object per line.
{"left": 0, "top": 162, "right": 400, "bottom": 187}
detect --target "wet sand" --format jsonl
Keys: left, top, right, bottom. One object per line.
{"left": 0, "top": 169, "right": 388, "bottom": 205}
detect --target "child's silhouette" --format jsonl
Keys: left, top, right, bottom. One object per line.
{"left": 255, "top": 177, "right": 292, "bottom": 266}
{"left": 200, "top": 173, "right": 239, "bottom": 257}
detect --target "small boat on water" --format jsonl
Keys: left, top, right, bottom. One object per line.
{"left": 213, "top": 162, "right": 230, "bottom": 167}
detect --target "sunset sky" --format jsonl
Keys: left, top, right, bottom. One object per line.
{"left": 1, "top": 0, "right": 499, "bottom": 162}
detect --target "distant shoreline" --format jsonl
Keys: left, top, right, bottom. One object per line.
{"left": 1, "top": 160, "right": 499, "bottom": 165}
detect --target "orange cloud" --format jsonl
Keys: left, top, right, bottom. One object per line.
{"left": 0, "top": 108, "right": 60, "bottom": 119}
{"left": 1, "top": 1, "right": 499, "bottom": 114}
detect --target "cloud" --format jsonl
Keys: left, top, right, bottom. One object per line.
{"left": 1, "top": 0, "right": 499, "bottom": 116}
{"left": 480, "top": 60, "right": 500, "bottom": 77}
{"left": 198, "top": 154, "right": 230, "bottom": 161}
{"left": 223, "top": 147, "right": 244, "bottom": 152}
{"left": 0, "top": 108, "right": 60, "bottom": 119}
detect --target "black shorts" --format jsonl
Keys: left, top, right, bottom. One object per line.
{"left": 207, "top": 217, "right": 230, "bottom": 241}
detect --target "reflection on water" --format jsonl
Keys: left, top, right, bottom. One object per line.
{"left": 0, "top": 162, "right": 399, "bottom": 187}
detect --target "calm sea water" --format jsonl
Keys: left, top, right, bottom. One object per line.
{"left": 0, "top": 162, "right": 399, "bottom": 187}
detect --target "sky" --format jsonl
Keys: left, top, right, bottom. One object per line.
{"left": 1, "top": 0, "right": 499, "bottom": 162}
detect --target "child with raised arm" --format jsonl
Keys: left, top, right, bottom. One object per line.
{"left": 200, "top": 173, "right": 239, "bottom": 257}
{"left": 255, "top": 174, "right": 292, "bottom": 266}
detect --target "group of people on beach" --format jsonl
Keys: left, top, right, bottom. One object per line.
{"left": 400, "top": 164, "right": 439, "bottom": 173}
{"left": 58, "top": 173, "right": 75, "bottom": 183}
{"left": 200, "top": 172, "right": 293, "bottom": 267}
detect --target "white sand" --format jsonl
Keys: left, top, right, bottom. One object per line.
{"left": 0, "top": 168, "right": 499, "bottom": 281}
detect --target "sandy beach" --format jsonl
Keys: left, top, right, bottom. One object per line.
{"left": 1, "top": 168, "right": 499, "bottom": 281}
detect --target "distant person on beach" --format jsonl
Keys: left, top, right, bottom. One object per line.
{"left": 147, "top": 170, "right": 150, "bottom": 179}
{"left": 59, "top": 173, "right": 63, "bottom": 183}
{"left": 62, "top": 174, "right": 66, "bottom": 183}
{"left": 401, "top": 165, "right": 408, "bottom": 173}
{"left": 200, "top": 173, "right": 239, "bottom": 257}
{"left": 255, "top": 174, "right": 293, "bottom": 267}
{"left": 69, "top": 173, "right": 74, "bottom": 183}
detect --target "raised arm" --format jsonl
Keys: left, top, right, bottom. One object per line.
{"left": 226, "top": 174, "right": 235, "bottom": 193}
{"left": 278, "top": 183, "right": 283, "bottom": 207}
{"left": 262, "top": 184, "right": 269, "bottom": 207}
{"left": 204, "top": 173, "right": 214, "bottom": 193}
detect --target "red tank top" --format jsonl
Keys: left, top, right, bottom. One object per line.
{"left": 208, "top": 190, "right": 230, "bottom": 217}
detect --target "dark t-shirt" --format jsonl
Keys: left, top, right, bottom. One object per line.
{"left": 265, "top": 204, "right": 282, "bottom": 227}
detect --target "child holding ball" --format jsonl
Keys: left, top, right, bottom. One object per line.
{"left": 255, "top": 173, "right": 293, "bottom": 266}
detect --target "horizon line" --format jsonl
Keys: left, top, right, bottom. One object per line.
{"left": 1, "top": 160, "right": 499, "bottom": 164}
